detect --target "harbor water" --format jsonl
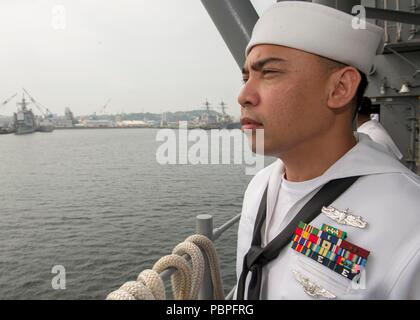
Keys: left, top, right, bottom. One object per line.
{"left": 0, "top": 128, "right": 260, "bottom": 299}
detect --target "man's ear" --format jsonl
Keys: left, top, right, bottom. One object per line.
{"left": 326, "top": 67, "right": 361, "bottom": 110}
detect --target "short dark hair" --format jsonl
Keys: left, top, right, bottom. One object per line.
{"left": 353, "top": 71, "right": 368, "bottom": 120}
{"left": 359, "top": 97, "right": 373, "bottom": 116}
{"left": 355, "top": 71, "right": 368, "bottom": 112}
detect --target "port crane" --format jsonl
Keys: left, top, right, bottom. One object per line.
{"left": 99, "top": 98, "right": 111, "bottom": 115}
{"left": 22, "top": 88, "right": 53, "bottom": 118}
{"left": 0, "top": 93, "right": 18, "bottom": 111}
{"left": 91, "top": 98, "right": 111, "bottom": 119}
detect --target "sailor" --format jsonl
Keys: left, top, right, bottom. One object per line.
{"left": 235, "top": 1, "right": 420, "bottom": 300}
{"left": 357, "top": 97, "right": 403, "bottom": 160}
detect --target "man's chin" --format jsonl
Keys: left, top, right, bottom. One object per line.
{"left": 242, "top": 128, "right": 265, "bottom": 156}
{"left": 247, "top": 140, "right": 266, "bottom": 156}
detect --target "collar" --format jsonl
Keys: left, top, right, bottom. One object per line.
{"left": 264, "top": 133, "right": 418, "bottom": 227}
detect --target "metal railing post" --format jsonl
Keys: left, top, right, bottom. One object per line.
{"left": 196, "top": 214, "right": 215, "bottom": 300}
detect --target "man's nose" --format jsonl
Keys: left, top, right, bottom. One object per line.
{"left": 238, "top": 80, "right": 260, "bottom": 109}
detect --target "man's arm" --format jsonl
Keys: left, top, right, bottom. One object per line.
{"left": 388, "top": 246, "right": 420, "bottom": 299}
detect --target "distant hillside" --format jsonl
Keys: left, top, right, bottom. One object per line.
{"left": 78, "top": 110, "right": 230, "bottom": 122}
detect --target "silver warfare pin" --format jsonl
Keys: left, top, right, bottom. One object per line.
{"left": 322, "top": 206, "right": 368, "bottom": 229}
{"left": 292, "top": 271, "right": 336, "bottom": 299}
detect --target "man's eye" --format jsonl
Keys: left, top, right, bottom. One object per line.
{"left": 262, "top": 70, "right": 278, "bottom": 75}
{"left": 242, "top": 78, "right": 249, "bottom": 84}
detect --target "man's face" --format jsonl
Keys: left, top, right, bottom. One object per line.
{"left": 239, "top": 44, "right": 334, "bottom": 157}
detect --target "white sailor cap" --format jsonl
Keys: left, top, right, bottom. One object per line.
{"left": 246, "top": 1, "right": 385, "bottom": 74}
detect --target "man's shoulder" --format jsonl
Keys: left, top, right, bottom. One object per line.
{"left": 350, "top": 171, "right": 420, "bottom": 216}
{"left": 358, "top": 170, "right": 420, "bottom": 196}
{"left": 343, "top": 171, "right": 420, "bottom": 228}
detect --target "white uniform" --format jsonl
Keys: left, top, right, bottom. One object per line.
{"left": 235, "top": 134, "right": 420, "bottom": 299}
{"left": 358, "top": 120, "right": 403, "bottom": 160}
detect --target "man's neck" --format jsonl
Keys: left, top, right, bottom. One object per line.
{"left": 357, "top": 114, "right": 371, "bottom": 128}
{"left": 280, "top": 132, "right": 357, "bottom": 182}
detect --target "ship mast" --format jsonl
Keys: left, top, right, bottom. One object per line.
{"left": 17, "top": 93, "right": 29, "bottom": 111}
{"left": 204, "top": 99, "right": 211, "bottom": 113}
{"left": 219, "top": 100, "right": 227, "bottom": 114}
{"left": 202, "top": 99, "right": 212, "bottom": 124}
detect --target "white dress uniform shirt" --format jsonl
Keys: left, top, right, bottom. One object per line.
{"left": 235, "top": 134, "right": 420, "bottom": 299}
{"left": 358, "top": 120, "right": 403, "bottom": 160}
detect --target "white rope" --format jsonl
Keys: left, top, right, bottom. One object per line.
{"left": 172, "top": 241, "right": 204, "bottom": 300}
{"left": 119, "top": 281, "right": 155, "bottom": 300}
{"left": 186, "top": 235, "right": 225, "bottom": 300}
{"left": 106, "top": 234, "right": 224, "bottom": 300}
{"left": 153, "top": 254, "right": 192, "bottom": 300}
{"left": 137, "top": 269, "right": 166, "bottom": 300}
{"left": 106, "top": 289, "right": 135, "bottom": 300}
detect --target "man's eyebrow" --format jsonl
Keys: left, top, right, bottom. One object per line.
{"left": 242, "top": 57, "right": 287, "bottom": 74}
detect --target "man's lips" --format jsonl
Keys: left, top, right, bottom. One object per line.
{"left": 241, "top": 117, "right": 264, "bottom": 130}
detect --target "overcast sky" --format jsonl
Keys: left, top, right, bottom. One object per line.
{"left": 0, "top": 0, "right": 276, "bottom": 119}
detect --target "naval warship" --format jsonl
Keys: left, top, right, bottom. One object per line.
{"left": 193, "top": 100, "right": 240, "bottom": 129}
{"left": 13, "top": 94, "right": 37, "bottom": 135}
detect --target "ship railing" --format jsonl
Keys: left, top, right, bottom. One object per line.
{"left": 159, "top": 213, "right": 240, "bottom": 300}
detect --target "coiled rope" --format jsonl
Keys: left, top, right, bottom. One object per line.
{"left": 106, "top": 234, "right": 224, "bottom": 300}
{"left": 171, "top": 240, "right": 204, "bottom": 300}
